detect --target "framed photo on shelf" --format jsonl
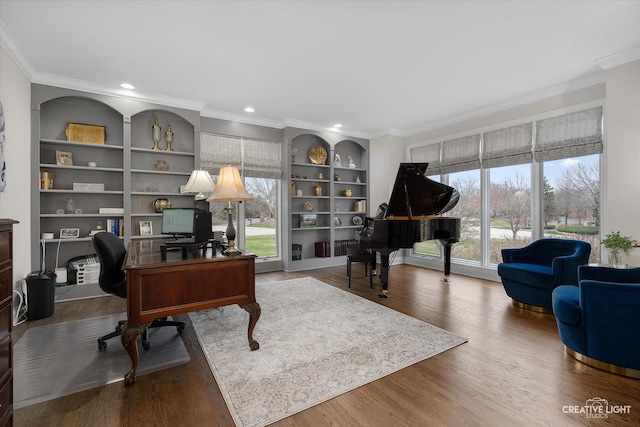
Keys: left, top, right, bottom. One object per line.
{"left": 300, "top": 214, "right": 317, "bottom": 228}
{"left": 139, "top": 221, "right": 153, "bottom": 236}
{"left": 56, "top": 150, "right": 73, "bottom": 166}
{"left": 60, "top": 228, "right": 80, "bottom": 239}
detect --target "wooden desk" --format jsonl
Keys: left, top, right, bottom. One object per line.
{"left": 122, "top": 240, "right": 260, "bottom": 385}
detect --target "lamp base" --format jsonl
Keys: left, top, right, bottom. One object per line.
{"left": 222, "top": 247, "right": 242, "bottom": 256}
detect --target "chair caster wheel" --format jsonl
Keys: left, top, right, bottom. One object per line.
{"left": 177, "top": 325, "right": 185, "bottom": 334}
{"left": 98, "top": 341, "right": 107, "bottom": 351}
{"left": 142, "top": 342, "right": 151, "bottom": 351}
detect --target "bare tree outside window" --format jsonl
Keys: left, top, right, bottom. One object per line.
{"left": 543, "top": 155, "right": 600, "bottom": 263}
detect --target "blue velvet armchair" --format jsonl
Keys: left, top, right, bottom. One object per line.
{"left": 497, "top": 238, "right": 591, "bottom": 312}
{"left": 552, "top": 265, "right": 640, "bottom": 378}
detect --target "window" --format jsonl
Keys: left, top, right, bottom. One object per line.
{"left": 542, "top": 154, "right": 600, "bottom": 263}
{"left": 409, "top": 105, "right": 602, "bottom": 273}
{"left": 449, "top": 169, "right": 481, "bottom": 262}
{"left": 200, "top": 133, "right": 281, "bottom": 259}
{"left": 488, "top": 164, "right": 532, "bottom": 264}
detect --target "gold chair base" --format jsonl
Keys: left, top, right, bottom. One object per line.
{"left": 512, "top": 299, "right": 553, "bottom": 314}
{"left": 565, "top": 346, "right": 640, "bottom": 379}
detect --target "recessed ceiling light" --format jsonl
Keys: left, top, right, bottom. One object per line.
{"left": 120, "top": 83, "right": 135, "bottom": 90}
{"left": 333, "top": 123, "right": 342, "bottom": 128}
{"left": 329, "top": 127, "right": 342, "bottom": 132}
{"left": 244, "top": 107, "right": 255, "bottom": 113}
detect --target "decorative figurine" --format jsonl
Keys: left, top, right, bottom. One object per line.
{"left": 152, "top": 116, "right": 161, "bottom": 150}
{"left": 348, "top": 156, "right": 356, "bottom": 168}
{"left": 291, "top": 147, "right": 298, "bottom": 163}
{"left": 334, "top": 152, "right": 342, "bottom": 167}
{"left": 165, "top": 121, "right": 174, "bottom": 151}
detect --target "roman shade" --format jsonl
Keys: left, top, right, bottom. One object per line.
{"left": 482, "top": 123, "right": 533, "bottom": 169}
{"left": 200, "top": 132, "right": 282, "bottom": 178}
{"left": 200, "top": 133, "right": 242, "bottom": 172}
{"left": 439, "top": 134, "right": 481, "bottom": 174}
{"left": 409, "top": 142, "right": 441, "bottom": 175}
{"left": 534, "top": 107, "right": 603, "bottom": 162}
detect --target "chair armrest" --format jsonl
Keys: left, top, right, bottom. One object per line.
{"left": 552, "top": 285, "right": 581, "bottom": 325}
{"left": 552, "top": 255, "right": 587, "bottom": 286}
{"left": 501, "top": 245, "right": 539, "bottom": 263}
{"left": 578, "top": 265, "right": 640, "bottom": 284}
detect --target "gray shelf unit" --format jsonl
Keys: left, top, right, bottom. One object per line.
{"left": 31, "top": 85, "right": 200, "bottom": 283}
{"left": 283, "top": 128, "right": 369, "bottom": 272}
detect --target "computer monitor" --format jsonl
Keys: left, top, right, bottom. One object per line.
{"left": 161, "top": 208, "right": 195, "bottom": 238}
{"left": 161, "top": 208, "right": 212, "bottom": 243}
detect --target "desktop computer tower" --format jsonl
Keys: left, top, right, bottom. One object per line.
{"left": 194, "top": 210, "right": 212, "bottom": 243}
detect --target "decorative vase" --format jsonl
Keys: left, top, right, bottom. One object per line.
{"left": 343, "top": 189, "right": 352, "bottom": 197}
{"left": 152, "top": 117, "right": 161, "bottom": 150}
{"left": 164, "top": 122, "right": 174, "bottom": 151}
{"left": 153, "top": 198, "right": 172, "bottom": 213}
{"left": 608, "top": 250, "right": 622, "bottom": 267}
{"left": 65, "top": 197, "right": 75, "bottom": 214}
{"left": 314, "top": 185, "right": 322, "bottom": 196}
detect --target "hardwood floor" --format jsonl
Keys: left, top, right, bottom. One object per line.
{"left": 14, "top": 265, "right": 640, "bottom": 426}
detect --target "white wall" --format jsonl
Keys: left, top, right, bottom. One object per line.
{"left": 368, "top": 134, "right": 405, "bottom": 216}
{"left": 603, "top": 60, "right": 640, "bottom": 266}
{"left": 0, "top": 46, "right": 32, "bottom": 287}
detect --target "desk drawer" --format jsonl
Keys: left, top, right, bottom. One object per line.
{"left": 0, "top": 303, "right": 10, "bottom": 344}
{"left": 0, "top": 232, "right": 10, "bottom": 263}
{"left": 0, "top": 267, "right": 10, "bottom": 303}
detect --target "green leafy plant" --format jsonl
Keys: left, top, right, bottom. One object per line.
{"left": 602, "top": 231, "right": 636, "bottom": 253}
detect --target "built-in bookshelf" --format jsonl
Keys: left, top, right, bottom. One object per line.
{"left": 32, "top": 86, "right": 199, "bottom": 281}
{"left": 285, "top": 130, "right": 369, "bottom": 271}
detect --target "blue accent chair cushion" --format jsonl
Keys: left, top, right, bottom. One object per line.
{"left": 497, "top": 238, "right": 591, "bottom": 310}
{"left": 552, "top": 265, "right": 640, "bottom": 371}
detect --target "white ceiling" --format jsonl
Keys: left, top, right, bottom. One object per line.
{"left": 1, "top": 1, "right": 639, "bottom": 138}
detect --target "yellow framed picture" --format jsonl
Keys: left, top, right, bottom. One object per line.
{"left": 56, "top": 150, "right": 73, "bottom": 166}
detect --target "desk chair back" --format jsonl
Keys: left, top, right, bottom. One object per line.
{"left": 92, "top": 232, "right": 127, "bottom": 298}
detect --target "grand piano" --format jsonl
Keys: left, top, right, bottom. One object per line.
{"left": 359, "top": 163, "right": 461, "bottom": 297}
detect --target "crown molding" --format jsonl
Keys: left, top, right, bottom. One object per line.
{"left": 30, "top": 73, "right": 206, "bottom": 111}
{"left": 0, "top": 20, "right": 35, "bottom": 80}
{"left": 281, "top": 119, "right": 370, "bottom": 140}
{"left": 400, "top": 72, "right": 606, "bottom": 138}
{"left": 200, "top": 107, "right": 284, "bottom": 129}
{"left": 596, "top": 45, "right": 640, "bottom": 70}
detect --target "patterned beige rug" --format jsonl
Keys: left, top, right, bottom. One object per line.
{"left": 189, "top": 277, "right": 466, "bottom": 427}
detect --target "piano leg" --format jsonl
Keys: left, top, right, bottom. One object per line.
{"left": 378, "top": 251, "right": 391, "bottom": 298}
{"left": 441, "top": 240, "right": 453, "bottom": 282}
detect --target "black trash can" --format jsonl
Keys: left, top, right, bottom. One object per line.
{"left": 25, "top": 270, "right": 56, "bottom": 320}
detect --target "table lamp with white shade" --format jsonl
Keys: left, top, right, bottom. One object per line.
{"left": 207, "top": 165, "right": 253, "bottom": 255}
{"left": 182, "top": 169, "right": 215, "bottom": 201}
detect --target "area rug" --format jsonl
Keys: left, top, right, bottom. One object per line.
{"left": 189, "top": 276, "right": 467, "bottom": 427}
{"left": 13, "top": 313, "right": 190, "bottom": 409}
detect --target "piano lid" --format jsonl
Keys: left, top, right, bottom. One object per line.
{"left": 385, "top": 163, "right": 460, "bottom": 219}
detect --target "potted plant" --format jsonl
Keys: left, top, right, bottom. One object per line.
{"left": 602, "top": 231, "right": 636, "bottom": 266}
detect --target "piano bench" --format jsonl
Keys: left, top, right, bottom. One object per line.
{"left": 347, "top": 248, "right": 376, "bottom": 290}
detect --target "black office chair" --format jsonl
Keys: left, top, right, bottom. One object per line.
{"left": 92, "top": 232, "right": 185, "bottom": 351}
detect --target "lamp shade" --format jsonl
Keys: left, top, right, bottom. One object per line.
{"left": 207, "top": 165, "right": 253, "bottom": 202}
{"left": 182, "top": 170, "right": 215, "bottom": 195}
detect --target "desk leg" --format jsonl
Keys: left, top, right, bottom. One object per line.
{"left": 240, "top": 302, "right": 261, "bottom": 351}
{"left": 121, "top": 322, "right": 147, "bottom": 386}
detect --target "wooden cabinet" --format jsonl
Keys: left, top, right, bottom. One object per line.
{"left": 0, "top": 219, "right": 17, "bottom": 426}
{"left": 32, "top": 86, "right": 199, "bottom": 287}
{"left": 286, "top": 130, "right": 369, "bottom": 271}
